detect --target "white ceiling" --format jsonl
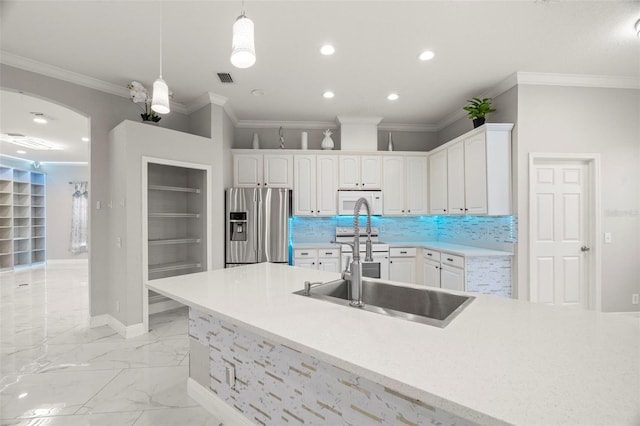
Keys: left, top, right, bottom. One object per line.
{"left": 0, "top": 1, "right": 638, "bottom": 156}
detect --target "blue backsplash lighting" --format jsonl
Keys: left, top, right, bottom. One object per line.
{"left": 290, "top": 215, "right": 517, "bottom": 249}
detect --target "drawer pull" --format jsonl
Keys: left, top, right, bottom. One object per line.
{"left": 324, "top": 252, "right": 332, "bottom": 255}
{"left": 400, "top": 251, "right": 407, "bottom": 254}
{"left": 427, "top": 253, "right": 432, "bottom": 256}
{"left": 446, "top": 257, "right": 454, "bottom": 262}
{"left": 301, "top": 252, "right": 309, "bottom": 255}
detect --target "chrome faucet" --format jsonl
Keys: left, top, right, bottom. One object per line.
{"left": 349, "top": 197, "right": 373, "bottom": 307}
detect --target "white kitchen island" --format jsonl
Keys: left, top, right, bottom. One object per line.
{"left": 147, "top": 263, "right": 640, "bottom": 426}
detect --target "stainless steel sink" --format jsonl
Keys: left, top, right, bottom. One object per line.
{"left": 294, "top": 278, "right": 474, "bottom": 328}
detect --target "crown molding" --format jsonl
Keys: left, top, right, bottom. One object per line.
{"left": 186, "top": 92, "right": 238, "bottom": 125}
{"left": 516, "top": 72, "right": 640, "bottom": 89}
{"left": 0, "top": 50, "right": 188, "bottom": 114}
{"left": 236, "top": 120, "right": 338, "bottom": 130}
{"left": 378, "top": 122, "right": 439, "bottom": 132}
{"left": 336, "top": 116, "right": 383, "bottom": 125}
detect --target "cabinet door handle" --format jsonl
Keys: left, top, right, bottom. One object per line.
{"left": 319, "top": 262, "right": 322, "bottom": 265}
{"left": 444, "top": 209, "right": 447, "bottom": 212}
{"left": 257, "top": 183, "right": 261, "bottom": 186}
{"left": 464, "top": 208, "right": 468, "bottom": 211}
{"left": 408, "top": 210, "right": 411, "bottom": 213}
{"left": 362, "top": 183, "right": 365, "bottom": 186}
{"left": 390, "top": 260, "right": 393, "bottom": 263}
{"left": 264, "top": 183, "right": 268, "bottom": 186}
{"left": 459, "top": 208, "right": 463, "bottom": 211}
{"left": 401, "top": 210, "right": 404, "bottom": 213}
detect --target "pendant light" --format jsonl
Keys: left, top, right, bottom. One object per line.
{"left": 230, "top": 0, "right": 256, "bottom": 69}
{"left": 152, "top": 2, "right": 170, "bottom": 114}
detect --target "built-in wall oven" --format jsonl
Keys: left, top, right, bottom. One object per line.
{"left": 335, "top": 227, "right": 389, "bottom": 280}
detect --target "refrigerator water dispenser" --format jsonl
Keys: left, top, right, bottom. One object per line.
{"left": 229, "top": 212, "right": 248, "bottom": 241}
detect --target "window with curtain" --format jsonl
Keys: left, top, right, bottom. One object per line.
{"left": 70, "top": 181, "right": 88, "bottom": 254}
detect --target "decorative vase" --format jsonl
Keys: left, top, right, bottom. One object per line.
{"left": 301, "top": 132, "right": 308, "bottom": 150}
{"left": 321, "top": 129, "right": 334, "bottom": 150}
{"left": 472, "top": 117, "right": 486, "bottom": 128}
{"left": 252, "top": 133, "right": 260, "bottom": 149}
{"left": 387, "top": 132, "right": 394, "bottom": 151}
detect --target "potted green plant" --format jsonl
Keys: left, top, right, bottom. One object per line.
{"left": 463, "top": 97, "right": 496, "bottom": 128}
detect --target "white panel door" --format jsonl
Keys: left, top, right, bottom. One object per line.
{"left": 389, "top": 257, "right": 416, "bottom": 284}
{"left": 293, "top": 155, "right": 315, "bottom": 216}
{"left": 316, "top": 155, "right": 338, "bottom": 216}
{"left": 318, "top": 257, "right": 340, "bottom": 272}
{"left": 294, "top": 258, "right": 316, "bottom": 269}
{"left": 405, "top": 156, "right": 428, "bottom": 215}
{"left": 360, "top": 156, "right": 382, "bottom": 189}
{"left": 440, "top": 265, "right": 464, "bottom": 291}
{"left": 233, "top": 154, "right": 262, "bottom": 187}
{"left": 263, "top": 154, "right": 293, "bottom": 188}
{"left": 530, "top": 162, "right": 588, "bottom": 307}
{"left": 382, "top": 156, "right": 405, "bottom": 215}
{"left": 422, "top": 258, "right": 441, "bottom": 287}
{"left": 447, "top": 142, "right": 465, "bottom": 215}
{"left": 339, "top": 155, "right": 360, "bottom": 189}
{"left": 464, "top": 133, "right": 488, "bottom": 215}
{"left": 428, "top": 149, "right": 448, "bottom": 214}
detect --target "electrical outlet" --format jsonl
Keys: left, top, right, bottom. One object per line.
{"left": 604, "top": 232, "right": 612, "bottom": 244}
{"left": 116, "top": 237, "right": 122, "bottom": 248}
{"left": 225, "top": 365, "right": 236, "bottom": 388}
{"left": 116, "top": 300, "right": 120, "bottom": 312}
{"left": 632, "top": 294, "right": 639, "bottom": 305}
{"left": 96, "top": 201, "right": 101, "bottom": 210}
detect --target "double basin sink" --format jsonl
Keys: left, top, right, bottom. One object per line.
{"left": 294, "top": 278, "right": 474, "bottom": 328}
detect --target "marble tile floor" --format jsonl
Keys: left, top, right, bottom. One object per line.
{"left": 0, "top": 263, "right": 222, "bottom": 426}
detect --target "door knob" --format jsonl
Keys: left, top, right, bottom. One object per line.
{"left": 581, "top": 246, "right": 590, "bottom": 252}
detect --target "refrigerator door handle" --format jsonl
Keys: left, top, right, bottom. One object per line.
{"left": 256, "top": 189, "right": 263, "bottom": 262}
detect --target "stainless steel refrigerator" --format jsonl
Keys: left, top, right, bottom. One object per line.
{"left": 225, "top": 188, "right": 291, "bottom": 267}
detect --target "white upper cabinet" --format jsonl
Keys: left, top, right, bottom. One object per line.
{"left": 383, "top": 156, "right": 427, "bottom": 216}
{"left": 339, "top": 155, "right": 381, "bottom": 189}
{"left": 316, "top": 155, "right": 339, "bottom": 216}
{"left": 293, "top": 155, "right": 338, "bottom": 216}
{"left": 233, "top": 154, "right": 263, "bottom": 187}
{"left": 447, "top": 141, "right": 465, "bottom": 215}
{"left": 428, "top": 123, "right": 512, "bottom": 216}
{"left": 233, "top": 154, "right": 293, "bottom": 188}
{"left": 428, "top": 149, "right": 448, "bottom": 215}
{"left": 464, "top": 132, "right": 488, "bottom": 215}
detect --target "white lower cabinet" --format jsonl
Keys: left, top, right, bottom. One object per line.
{"left": 389, "top": 247, "right": 417, "bottom": 284}
{"left": 421, "top": 249, "right": 465, "bottom": 291}
{"left": 293, "top": 248, "right": 340, "bottom": 272}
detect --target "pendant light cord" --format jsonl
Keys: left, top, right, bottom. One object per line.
{"left": 159, "top": 1, "right": 163, "bottom": 78}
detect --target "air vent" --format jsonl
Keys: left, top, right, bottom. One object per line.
{"left": 217, "top": 73, "right": 234, "bottom": 84}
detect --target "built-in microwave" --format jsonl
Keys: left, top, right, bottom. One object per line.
{"left": 337, "top": 190, "right": 383, "bottom": 215}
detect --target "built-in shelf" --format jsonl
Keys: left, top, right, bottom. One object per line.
{"left": 148, "top": 212, "right": 200, "bottom": 218}
{"left": 148, "top": 184, "right": 200, "bottom": 194}
{"left": 148, "top": 238, "right": 201, "bottom": 246}
{"left": 148, "top": 261, "right": 202, "bottom": 274}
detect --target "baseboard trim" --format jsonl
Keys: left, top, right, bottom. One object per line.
{"left": 605, "top": 311, "right": 640, "bottom": 318}
{"left": 89, "top": 313, "right": 147, "bottom": 338}
{"left": 187, "top": 378, "right": 250, "bottom": 426}
{"left": 149, "top": 298, "right": 184, "bottom": 315}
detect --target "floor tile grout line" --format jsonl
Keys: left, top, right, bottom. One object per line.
{"left": 72, "top": 367, "right": 126, "bottom": 415}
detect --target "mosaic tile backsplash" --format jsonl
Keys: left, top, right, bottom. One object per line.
{"left": 189, "top": 309, "right": 474, "bottom": 426}
{"left": 291, "top": 215, "right": 516, "bottom": 246}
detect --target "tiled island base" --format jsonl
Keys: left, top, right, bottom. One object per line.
{"left": 188, "top": 309, "right": 475, "bottom": 426}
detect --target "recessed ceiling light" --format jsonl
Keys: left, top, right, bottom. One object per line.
{"left": 418, "top": 50, "right": 435, "bottom": 61}
{"left": 250, "top": 89, "right": 265, "bottom": 96}
{"left": 16, "top": 150, "right": 26, "bottom": 154}
{"left": 387, "top": 93, "right": 399, "bottom": 101}
{"left": 81, "top": 137, "right": 90, "bottom": 142}
{"left": 323, "top": 91, "right": 335, "bottom": 99}
{"left": 320, "top": 44, "right": 335, "bottom": 55}
{"left": 31, "top": 112, "right": 47, "bottom": 124}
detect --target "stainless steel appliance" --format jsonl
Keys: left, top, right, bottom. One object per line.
{"left": 225, "top": 188, "right": 291, "bottom": 267}
{"left": 337, "top": 190, "right": 383, "bottom": 215}
{"left": 335, "top": 227, "right": 390, "bottom": 279}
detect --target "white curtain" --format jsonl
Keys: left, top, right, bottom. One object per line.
{"left": 70, "top": 182, "right": 88, "bottom": 254}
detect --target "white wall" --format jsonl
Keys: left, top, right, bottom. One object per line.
{"left": 517, "top": 85, "right": 639, "bottom": 312}
{"left": 1, "top": 64, "right": 192, "bottom": 320}
{"left": 40, "top": 164, "right": 89, "bottom": 260}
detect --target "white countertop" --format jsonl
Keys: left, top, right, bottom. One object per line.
{"left": 388, "top": 241, "right": 513, "bottom": 256}
{"left": 148, "top": 263, "right": 639, "bottom": 426}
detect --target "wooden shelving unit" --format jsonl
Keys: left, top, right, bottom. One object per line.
{"left": 0, "top": 166, "right": 46, "bottom": 271}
